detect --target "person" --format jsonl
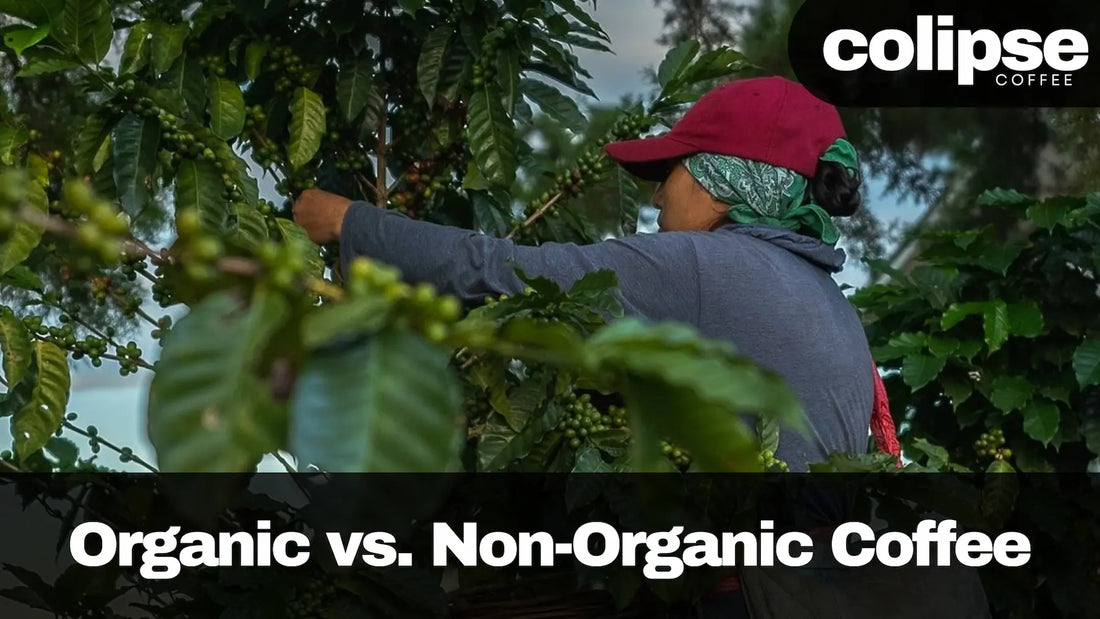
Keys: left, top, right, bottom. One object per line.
{"left": 292, "top": 75, "right": 898, "bottom": 472}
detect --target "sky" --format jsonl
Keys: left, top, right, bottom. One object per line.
{"left": 61, "top": 2, "right": 927, "bottom": 471}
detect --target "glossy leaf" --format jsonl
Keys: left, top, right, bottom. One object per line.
{"left": 657, "top": 40, "right": 699, "bottom": 89}
{"left": 479, "top": 403, "right": 566, "bottom": 472}
{"left": 290, "top": 329, "right": 464, "bottom": 472}
{"left": 0, "top": 265, "right": 44, "bottom": 292}
{"left": 0, "top": 306, "right": 32, "bottom": 388}
{"left": 989, "top": 375, "right": 1033, "bottom": 413}
{"left": 12, "top": 341, "right": 70, "bottom": 460}
{"left": 244, "top": 41, "right": 267, "bottom": 80}
{"left": 57, "top": 0, "right": 113, "bottom": 63}
{"left": 940, "top": 301, "right": 986, "bottom": 330}
{"left": 417, "top": 27, "right": 451, "bottom": 106}
{"left": 0, "top": 126, "right": 29, "bottom": 165}
{"left": 161, "top": 53, "right": 206, "bottom": 120}
{"left": 0, "top": 181, "right": 47, "bottom": 277}
{"left": 118, "top": 21, "right": 150, "bottom": 75}
{"left": 983, "top": 299, "right": 1010, "bottom": 353}
{"left": 1073, "top": 338, "right": 1100, "bottom": 388}
{"left": 520, "top": 79, "right": 585, "bottom": 132}
{"left": 1006, "top": 301, "right": 1044, "bottom": 338}
{"left": 207, "top": 78, "right": 246, "bottom": 140}
{"left": 287, "top": 87, "right": 326, "bottom": 169}
{"left": 175, "top": 159, "right": 229, "bottom": 232}
{"left": 111, "top": 114, "right": 159, "bottom": 217}
{"left": 336, "top": 61, "right": 374, "bottom": 124}
{"left": 1022, "top": 400, "right": 1060, "bottom": 445}
{"left": 148, "top": 291, "right": 288, "bottom": 471}
{"left": 467, "top": 83, "right": 517, "bottom": 186}
{"left": 149, "top": 21, "right": 188, "bottom": 74}
{"left": 901, "top": 353, "right": 946, "bottom": 391}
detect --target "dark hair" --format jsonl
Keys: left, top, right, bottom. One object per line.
{"left": 808, "top": 159, "right": 862, "bottom": 217}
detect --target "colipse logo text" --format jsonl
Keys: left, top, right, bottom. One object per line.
{"left": 789, "top": 0, "right": 1100, "bottom": 107}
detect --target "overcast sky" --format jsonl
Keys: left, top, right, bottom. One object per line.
{"left": 63, "top": 3, "right": 926, "bottom": 470}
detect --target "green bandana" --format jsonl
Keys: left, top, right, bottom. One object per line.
{"left": 683, "top": 138, "right": 860, "bottom": 245}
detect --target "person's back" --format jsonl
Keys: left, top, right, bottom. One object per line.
{"left": 692, "top": 224, "right": 872, "bottom": 467}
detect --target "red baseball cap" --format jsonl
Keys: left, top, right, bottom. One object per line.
{"left": 604, "top": 76, "right": 846, "bottom": 181}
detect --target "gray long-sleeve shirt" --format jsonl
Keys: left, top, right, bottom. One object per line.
{"left": 339, "top": 202, "right": 874, "bottom": 470}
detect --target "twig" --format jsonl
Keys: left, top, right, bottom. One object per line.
{"left": 505, "top": 192, "right": 564, "bottom": 240}
{"left": 0, "top": 458, "right": 21, "bottom": 473}
{"left": 377, "top": 105, "right": 388, "bottom": 204}
{"left": 272, "top": 451, "right": 298, "bottom": 473}
{"left": 63, "top": 420, "right": 159, "bottom": 473}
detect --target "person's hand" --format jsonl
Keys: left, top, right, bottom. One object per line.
{"left": 292, "top": 188, "right": 353, "bottom": 244}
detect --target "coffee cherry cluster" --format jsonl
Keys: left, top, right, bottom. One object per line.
{"left": 759, "top": 449, "right": 789, "bottom": 472}
{"left": 70, "top": 335, "right": 109, "bottom": 365}
{"left": 112, "top": 341, "right": 145, "bottom": 376}
{"left": 174, "top": 207, "right": 224, "bottom": 282}
{"left": 974, "top": 428, "right": 1012, "bottom": 462}
{"left": 556, "top": 391, "right": 627, "bottom": 450}
{"left": 199, "top": 54, "right": 228, "bottom": 78}
{"left": 345, "top": 257, "right": 462, "bottom": 342}
{"left": 60, "top": 180, "right": 130, "bottom": 266}
{"left": 243, "top": 104, "right": 268, "bottom": 132}
{"left": 255, "top": 239, "right": 312, "bottom": 292}
{"left": 264, "top": 45, "right": 312, "bottom": 94}
{"left": 660, "top": 440, "right": 692, "bottom": 471}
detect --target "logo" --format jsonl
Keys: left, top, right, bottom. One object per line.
{"left": 789, "top": 0, "right": 1100, "bottom": 106}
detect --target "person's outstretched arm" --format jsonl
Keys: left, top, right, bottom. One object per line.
{"left": 294, "top": 190, "right": 700, "bottom": 325}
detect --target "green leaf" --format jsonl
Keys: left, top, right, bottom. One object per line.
{"left": 274, "top": 218, "right": 324, "bottom": 277}
{"left": 1027, "top": 197, "right": 1076, "bottom": 229}
{"left": 160, "top": 53, "right": 206, "bottom": 120}
{"left": 12, "top": 341, "right": 70, "bottom": 460}
{"left": 148, "top": 291, "right": 289, "bottom": 471}
{"left": 1021, "top": 400, "right": 1060, "bottom": 446}
{"left": 149, "top": 21, "right": 188, "bottom": 74}
{"left": 228, "top": 151, "right": 259, "bottom": 207}
{"left": 244, "top": 41, "right": 267, "bottom": 80}
{"left": 478, "top": 404, "right": 566, "bottom": 472}
{"left": 227, "top": 202, "right": 268, "bottom": 251}
{"left": 336, "top": 61, "right": 374, "bottom": 124}
{"left": 175, "top": 159, "right": 229, "bottom": 232}
{"left": 112, "top": 114, "right": 160, "bottom": 217}
{"left": 587, "top": 321, "right": 806, "bottom": 432}
{"left": 0, "top": 0, "right": 64, "bottom": 25}
{"left": 1073, "top": 338, "right": 1100, "bottom": 388}
{"left": 57, "top": 0, "right": 113, "bottom": 63}
{"left": 470, "top": 189, "right": 511, "bottom": 236}
{"left": 657, "top": 40, "right": 699, "bottom": 89}
{"left": 118, "top": 21, "right": 150, "bottom": 75}
{"left": 46, "top": 436, "right": 79, "bottom": 469}
{"left": 873, "top": 331, "right": 927, "bottom": 361}
{"left": 0, "top": 126, "right": 29, "bottom": 165}
{"left": 941, "top": 301, "right": 986, "bottom": 330}
{"left": 0, "top": 306, "right": 33, "bottom": 387}
{"left": 551, "top": 0, "right": 609, "bottom": 40}
{"left": 207, "top": 78, "right": 246, "bottom": 140}
{"left": 941, "top": 376, "right": 973, "bottom": 410}
{"left": 467, "top": 82, "right": 517, "bottom": 186}
{"left": 520, "top": 79, "right": 586, "bottom": 132}
{"left": 289, "top": 329, "right": 464, "bottom": 472}
{"left": 976, "top": 188, "right": 1033, "bottom": 208}
{"left": 1, "top": 265, "right": 44, "bottom": 292}
{"left": 572, "top": 446, "right": 611, "bottom": 472}
{"left": 989, "top": 375, "right": 1033, "bottom": 413}
{"left": 15, "top": 51, "right": 78, "bottom": 76}
{"left": 983, "top": 300, "right": 1010, "bottom": 353}
{"left": 901, "top": 354, "right": 946, "bottom": 391}
{"left": 417, "top": 27, "right": 451, "bottom": 106}
{"left": 496, "top": 48, "right": 520, "bottom": 112}
{"left": 287, "top": 87, "right": 326, "bottom": 169}
{"left": 908, "top": 437, "right": 950, "bottom": 469}
{"left": 926, "top": 336, "right": 959, "bottom": 358}
{"left": 0, "top": 181, "right": 46, "bottom": 276}
{"left": 3, "top": 24, "right": 50, "bottom": 56}
{"left": 1006, "top": 301, "right": 1043, "bottom": 338}
{"left": 396, "top": 0, "right": 424, "bottom": 12}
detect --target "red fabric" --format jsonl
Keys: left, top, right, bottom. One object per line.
{"left": 870, "top": 359, "right": 902, "bottom": 466}
{"left": 603, "top": 76, "right": 846, "bottom": 180}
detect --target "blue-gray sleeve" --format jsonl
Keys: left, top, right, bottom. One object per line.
{"left": 338, "top": 201, "right": 700, "bottom": 325}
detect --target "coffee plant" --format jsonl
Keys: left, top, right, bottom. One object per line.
{"left": 0, "top": 0, "right": 808, "bottom": 478}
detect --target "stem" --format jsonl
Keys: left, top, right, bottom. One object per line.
{"left": 377, "top": 106, "right": 388, "bottom": 204}
{"left": 63, "top": 420, "right": 159, "bottom": 473}
{"left": 0, "top": 458, "right": 21, "bottom": 473}
{"left": 504, "top": 191, "right": 564, "bottom": 240}
{"left": 272, "top": 451, "right": 298, "bottom": 473}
